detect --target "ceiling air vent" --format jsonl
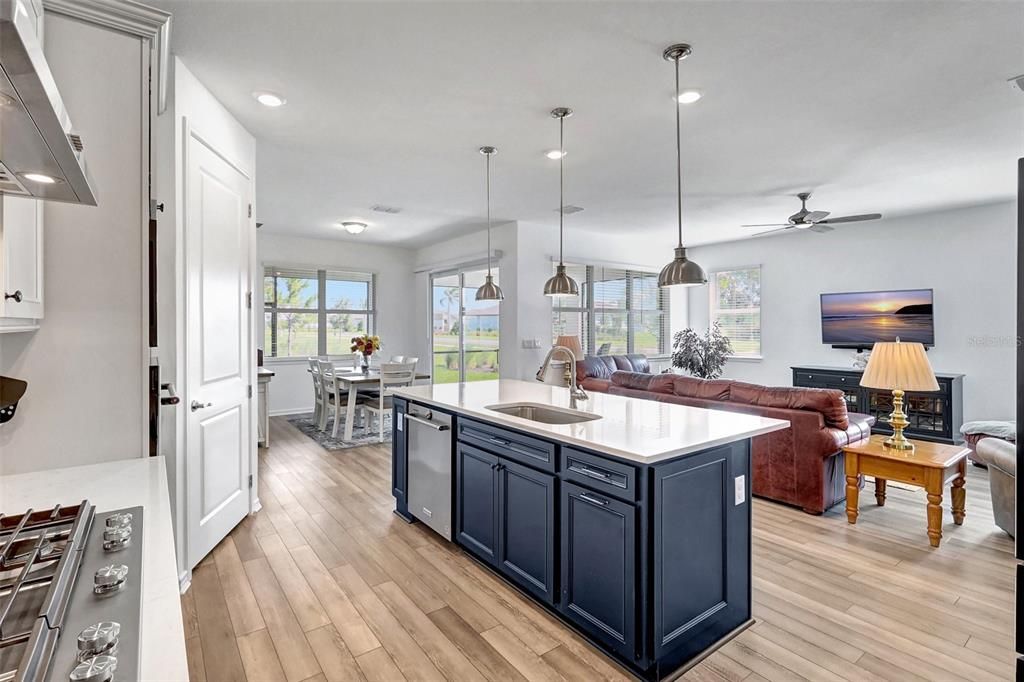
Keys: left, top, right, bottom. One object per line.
{"left": 555, "top": 205, "right": 584, "bottom": 215}
{"left": 371, "top": 204, "right": 401, "bottom": 214}
{"left": 1010, "top": 74, "right": 1024, "bottom": 94}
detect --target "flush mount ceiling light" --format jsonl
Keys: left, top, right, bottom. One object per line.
{"left": 657, "top": 44, "right": 708, "bottom": 288}
{"left": 543, "top": 107, "right": 580, "bottom": 298}
{"left": 676, "top": 89, "right": 702, "bottom": 104}
{"left": 475, "top": 146, "right": 504, "bottom": 302}
{"left": 21, "top": 172, "right": 59, "bottom": 184}
{"left": 253, "top": 91, "right": 286, "bottom": 107}
{"left": 341, "top": 221, "right": 367, "bottom": 235}
{"left": 545, "top": 149, "right": 566, "bottom": 160}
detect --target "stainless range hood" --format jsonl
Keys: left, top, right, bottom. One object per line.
{"left": 0, "top": 0, "right": 96, "bottom": 205}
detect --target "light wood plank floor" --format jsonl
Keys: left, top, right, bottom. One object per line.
{"left": 182, "top": 417, "right": 1015, "bottom": 681}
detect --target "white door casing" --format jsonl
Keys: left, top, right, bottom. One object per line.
{"left": 185, "top": 126, "right": 253, "bottom": 569}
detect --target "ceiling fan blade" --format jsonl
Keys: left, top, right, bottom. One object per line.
{"left": 741, "top": 223, "right": 792, "bottom": 228}
{"left": 752, "top": 226, "right": 793, "bottom": 237}
{"left": 804, "top": 210, "right": 830, "bottom": 222}
{"left": 808, "top": 224, "right": 835, "bottom": 233}
{"left": 818, "top": 213, "right": 882, "bottom": 225}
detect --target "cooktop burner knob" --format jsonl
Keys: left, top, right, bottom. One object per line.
{"left": 93, "top": 565, "right": 129, "bottom": 594}
{"left": 69, "top": 654, "right": 118, "bottom": 682}
{"left": 102, "top": 525, "right": 131, "bottom": 551}
{"left": 77, "top": 622, "right": 120, "bottom": 657}
{"left": 105, "top": 512, "right": 133, "bottom": 529}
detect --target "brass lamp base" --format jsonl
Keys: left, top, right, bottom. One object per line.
{"left": 882, "top": 389, "right": 915, "bottom": 452}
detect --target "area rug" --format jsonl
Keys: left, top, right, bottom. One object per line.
{"left": 286, "top": 412, "right": 391, "bottom": 450}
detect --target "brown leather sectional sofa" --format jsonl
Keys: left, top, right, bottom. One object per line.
{"left": 577, "top": 355, "right": 875, "bottom": 513}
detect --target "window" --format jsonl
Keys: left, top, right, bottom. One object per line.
{"left": 264, "top": 267, "right": 375, "bottom": 358}
{"left": 710, "top": 267, "right": 761, "bottom": 358}
{"left": 551, "top": 263, "right": 668, "bottom": 356}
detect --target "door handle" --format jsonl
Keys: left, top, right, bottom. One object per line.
{"left": 190, "top": 400, "right": 212, "bottom": 412}
{"left": 4, "top": 290, "right": 22, "bottom": 303}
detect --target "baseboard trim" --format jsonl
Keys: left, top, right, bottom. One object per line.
{"left": 269, "top": 408, "right": 311, "bottom": 417}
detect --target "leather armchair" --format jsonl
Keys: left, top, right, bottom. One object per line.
{"left": 974, "top": 438, "right": 1016, "bottom": 538}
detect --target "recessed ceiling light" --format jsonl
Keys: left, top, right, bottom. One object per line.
{"left": 253, "top": 91, "right": 286, "bottom": 107}
{"left": 676, "top": 90, "right": 702, "bottom": 104}
{"left": 21, "top": 172, "right": 59, "bottom": 184}
{"left": 545, "top": 149, "right": 566, "bottom": 160}
{"left": 341, "top": 221, "right": 367, "bottom": 235}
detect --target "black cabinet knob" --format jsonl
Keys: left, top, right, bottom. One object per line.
{"left": 4, "top": 290, "right": 22, "bottom": 303}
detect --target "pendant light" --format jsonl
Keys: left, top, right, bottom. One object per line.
{"left": 475, "top": 146, "right": 504, "bottom": 301}
{"left": 657, "top": 44, "right": 707, "bottom": 288}
{"left": 544, "top": 107, "right": 580, "bottom": 297}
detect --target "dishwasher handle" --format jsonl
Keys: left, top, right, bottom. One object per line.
{"left": 405, "top": 412, "right": 450, "bottom": 431}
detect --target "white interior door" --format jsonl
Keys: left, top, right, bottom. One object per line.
{"left": 185, "top": 131, "right": 253, "bottom": 568}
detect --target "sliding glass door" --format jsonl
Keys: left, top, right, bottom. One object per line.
{"left": 431, "top": 268, "right": 500, "bottom": 384}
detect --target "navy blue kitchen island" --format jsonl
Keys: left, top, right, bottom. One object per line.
{"left": 391, "top": 380, "right": 788, "bottom": 681}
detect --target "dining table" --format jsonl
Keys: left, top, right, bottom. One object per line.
{"left": 317, "top": 365, "right": 431, "bottom": 440}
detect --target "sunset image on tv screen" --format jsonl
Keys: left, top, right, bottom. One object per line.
{"left": 820, "top": 289, "right": 933, "bottom": 345}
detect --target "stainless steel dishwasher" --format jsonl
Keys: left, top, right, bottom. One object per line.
{"left": 405, "top": 406, "right": 453, "bottom": 540}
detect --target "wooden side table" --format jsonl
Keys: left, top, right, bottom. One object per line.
{"left": 843, "top": 435, "right": 969, "bottom": 547}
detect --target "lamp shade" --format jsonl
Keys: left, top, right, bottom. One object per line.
{"left": 555, "top": 335, "right": 583, "bottom": 360}
{"left": 860, "top": 341, "right": 939, "bottom": 392}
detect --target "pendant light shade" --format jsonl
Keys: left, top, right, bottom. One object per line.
{"left": 475, "top": 146, "right": 504, "bottom": 302}
{"left": 544, "top": 107, "right": 580, "bottom": 297}
{"left": 658, "top": 44, "right": 707, "bottom": 288}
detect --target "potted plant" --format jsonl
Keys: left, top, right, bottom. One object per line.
{"left": 350, "top": 334, "right": 382, "bottom": 373}
{"left": 671, "top": 323, "right": 733, "bottom": 379}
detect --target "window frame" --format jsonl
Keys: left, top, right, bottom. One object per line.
{"left": 709, "top": 265, "right": 762, "bottom": 360}
{"left": 264, "top": 267, "right": 376, "bottom": 359}
{"left": 551, "top": 262, "right": 670, "bottom": 357}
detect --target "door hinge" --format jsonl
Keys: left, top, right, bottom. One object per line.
{"left": 248, "top": 474, "right": 254, "bottom": 489}
{"left": 246, "top": 292, "right": 252, "bottom": 309}
{"left": 248, "top": 203, "right": 253, "bottom": 219}
{"left": 149, "top": 199, "right": 165, "bottom": 219}
{"left": 247, "top": 385, "right": 253, "bottom": 399}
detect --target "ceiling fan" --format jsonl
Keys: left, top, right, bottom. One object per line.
{"left": 742, "top": 192, "right": 882, "bottom": 236}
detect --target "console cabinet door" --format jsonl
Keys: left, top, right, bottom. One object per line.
{"left": 652, "top": 442, "right": 750, "bottom": 660}
{"left": 1, "top": 195, "right": 44, "bottom": 319}
{"left": 560, "top": 482, "right": 636, "bottom": 661}
{"left": 456, "top": 443, "right": 499, "bottom": 565}
{"left": 497, "top": 458, "right": 556, "bottom": 602}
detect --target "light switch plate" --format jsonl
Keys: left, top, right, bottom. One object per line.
{"left": 735, "top": 475, "right": 746, "bottom": 505}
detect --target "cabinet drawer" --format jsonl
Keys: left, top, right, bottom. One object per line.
{"left": 561, "top": 447, "right": 637, "bottom": 502}
{"left": 458, "top": 418, "right": 556, "bottom": 473}
{"left": 796, "top": 371, "right": 851, "bottom": 391}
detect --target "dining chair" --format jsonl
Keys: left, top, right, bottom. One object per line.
{"left": 308, "top": 357, "right": 325, "bottom": 429}
{"left": 390, "top": 355, "right": 406, "bottom": 363}
{"left": 361, "top": 361, "right": 417, "bottom": 442}
{"left": 317, "top": 358, "right": 363, "bottom": 437}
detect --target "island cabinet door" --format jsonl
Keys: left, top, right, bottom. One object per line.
{"left": 456, "top": 443, "right": 499, "bottom": 565}
{"left": 651, "top": 442, "right": 751, "bottom": 661}
{"left": 392, "top": 399, "right": 408, "bottom": 505}
{"left": 497, "top": 458, "right": 556, "bottom": 602}
{"left": 559, "top": 482, "right": 637, "bottom": 661}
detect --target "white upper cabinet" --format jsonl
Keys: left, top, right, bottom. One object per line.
{"left": 0, "top": 195, "right": 45, "bottom": 324}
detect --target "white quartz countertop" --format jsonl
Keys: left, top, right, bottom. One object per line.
{"left": 0, "top": 456, "right": 187, "bottom": 682}
{"left": 393, "top": 379, "right": 789, "bottom": 463}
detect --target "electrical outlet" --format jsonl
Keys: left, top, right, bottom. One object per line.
{"left": 735, "top": 475, "right": 746, "bottom": 505}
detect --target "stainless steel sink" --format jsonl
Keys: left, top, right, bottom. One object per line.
{"left": 485, "top": 402, "right": 601, "bottom": 425}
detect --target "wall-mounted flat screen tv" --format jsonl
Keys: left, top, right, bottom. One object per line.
{"left": 820, "top": 288, "right": 934, "bottom": 347}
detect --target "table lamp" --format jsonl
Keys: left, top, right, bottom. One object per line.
{"left": 555, "top": 335, "right": 583, "bottom": 360}
{"left": 860, "top": 339, "right": 939, "bottom": 451}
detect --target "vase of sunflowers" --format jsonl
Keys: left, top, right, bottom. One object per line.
{"left": 350, "top": 334, "right": 381, "bottom": 374}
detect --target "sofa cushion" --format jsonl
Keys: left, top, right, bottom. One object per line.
{"left": 610, "top": 371, "right": 674, "bottom": 394}
{"left": 616, "top": 354, "right": 651, "bottom": 374}
{"left": 671, "top": 375, "right": 733, "bottom": 401}
{"left": 730, "top": 383, "right": 849, "bottom": 430}
{"left": 976, "top": 438, "right": 1016, "bottom": 476}
{"left": 579, "top": 355, "right": 618, "bottom": 381}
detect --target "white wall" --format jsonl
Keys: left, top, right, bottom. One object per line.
{"left": 685, "top": 201, "right": 1016, "bottom": 422}
{"left": 0, "top": 16, "right": 145, "bottom": 475}
{"left": 259, "top": 232, "right": 417, "bottom": 414}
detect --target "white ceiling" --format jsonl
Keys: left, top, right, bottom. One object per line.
{"left": 154, "top": 0, "right": 1023, "bottom": 247}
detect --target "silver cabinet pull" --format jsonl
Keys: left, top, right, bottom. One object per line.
{"left": 4, "top": 290, "right": 22, "bottom": 303}
{"left": 190, "top": 400, "right": 212, "bottom": 412}
{"left": 579, "top": 492, "right": 609, "bottom": 506}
